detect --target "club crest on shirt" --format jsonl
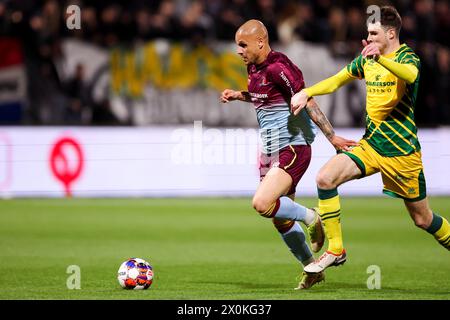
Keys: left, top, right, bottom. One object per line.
{"left": 260, "top": 76, "right": 269, "bottom": 86}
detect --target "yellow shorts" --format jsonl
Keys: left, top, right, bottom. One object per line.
{"left": 343, "top": 139, "right": 426, "bottom": 201}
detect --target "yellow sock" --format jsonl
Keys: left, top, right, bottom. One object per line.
{"left": 318, "top": 188, "right": 344, "bottom": 255}
{"left": 427, "top": 214, "right": 450, "bottom": 250}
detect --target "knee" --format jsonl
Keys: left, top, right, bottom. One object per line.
{"left": 316, "top": 171, "right": 336, "bottom": 190}
{"left": 411, "top": 210, "right": 433, "bottom": 230}
{"left": 413, "top": 216, "right": 428, "bottom": 230}
{"left": 252, "top": 196, "right": 272, "bottom": 215}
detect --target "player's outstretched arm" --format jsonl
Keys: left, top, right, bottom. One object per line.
{"left": 220, "top": 89, "right": 252, "bottom": 103}
{"left": 291, "top": 69, "right": 354, "bottom": 115}
{"left": 305, "top": 98, "right": 358, "bottom": 151}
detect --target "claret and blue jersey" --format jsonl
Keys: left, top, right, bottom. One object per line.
{"left": 247, "top": 51, "right": 317, "bottom": 154}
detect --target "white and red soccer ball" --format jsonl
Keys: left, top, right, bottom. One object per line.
{"left": 117, "top": 258, "right": 154, "bottom": 290}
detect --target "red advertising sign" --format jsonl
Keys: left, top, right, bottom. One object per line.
{"left": 49, "top": 137, "right": 84, "bottom": 197}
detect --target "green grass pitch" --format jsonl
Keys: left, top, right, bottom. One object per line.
{"left": 0, "top": 197, "right": 449, "bottom": 300}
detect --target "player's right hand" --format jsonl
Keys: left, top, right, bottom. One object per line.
{"left": 220, "top": 89, "right": 240, "bottom": 103}
{"left": 290, "top": 90, "right": 309, "bottom": 115}
{"left": 330, "top": 135, "right": 359, "bottom": 152}
{"left": 361, "top": 39, "right": 380, "bottom": 60}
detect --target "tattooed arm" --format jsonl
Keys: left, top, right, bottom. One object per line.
{"left": 305, "top": 98, "right": 358, "bottom": 151}
{"left": 305, "top": 98, "right": 335, "bottom": 141}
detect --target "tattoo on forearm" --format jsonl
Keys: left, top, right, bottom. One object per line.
{"left": 305, "top": 99, "right": 335, "bottom": 140}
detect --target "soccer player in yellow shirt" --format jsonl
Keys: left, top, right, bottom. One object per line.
{"left": 290, "top": 6, "right": 450, "bottom": 273}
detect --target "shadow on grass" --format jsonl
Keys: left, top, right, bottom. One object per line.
{"left": 190, "top": 279, "right": 449, "bottom": 299}
{"left": 190, "top": 280, "right": 285, "bottom": 290}
{"left": 306, "top": 281, "right": 450, "bottom": 299}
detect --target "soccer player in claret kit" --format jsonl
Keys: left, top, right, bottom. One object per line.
{"left": 220, "top": 19, "right": 357, "bottom": 289}
{"left": 290, "top": 6, "right": 450, "bottom": 274}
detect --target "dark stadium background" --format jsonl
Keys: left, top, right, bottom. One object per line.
{"left": 0, "top": 0, "right": 448, "bottom": 126}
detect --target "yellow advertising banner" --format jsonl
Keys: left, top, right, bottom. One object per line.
{"left": 110, "top": 42, "right": 247, "bottom": 97}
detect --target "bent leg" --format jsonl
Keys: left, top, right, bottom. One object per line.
{"left": 254, "top": 169, "right": 315, "bottom": 265}
{"left": 405, "top": 198, "right": 450, "bottom": 250}
{"left": 252, "top": 167, "right": 292, "bottom": 215}
{"left": 252, "top": 167, "right": 314, "bottom": 224}
{"left": 404, "top": 198, "right": 433, "bottom": 229}
{"left": 315, "top": 153, "right": 363, "bottom": 255}
{"left": 316, "top": 153, "right": 363, "bottom": 190}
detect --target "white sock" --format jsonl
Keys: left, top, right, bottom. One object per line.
{"left": 303, "top": 208, "right": 316, "bottom": 226}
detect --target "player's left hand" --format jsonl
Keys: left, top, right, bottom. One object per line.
{"left": 361, "top": 39, "right": 381, "bottom": 60}
{"left": 291, "top": 90, "right": 309, "bottom": 115}
{"left": 330, "top": 135, "right": 359, "bottom": 152}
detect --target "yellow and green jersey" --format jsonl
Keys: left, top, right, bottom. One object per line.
{"left": 346, "top": 44, "right": 421, "bottom": 157}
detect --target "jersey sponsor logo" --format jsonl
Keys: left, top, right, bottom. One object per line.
{"left": 365, "top": 80, "right": 396, "bottom": 87}
{"left": 279, "top": 71, "right": 294, "bottom": 95}
{"left": 366, "top": 87, "right": 393, "bottom": 93}
{"left": 250, "top": 92, "right": 268, "bottom": 99}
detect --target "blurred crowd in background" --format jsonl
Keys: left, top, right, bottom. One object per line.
{"left": 0, "top": 0, "right": 449, "bottom": 126}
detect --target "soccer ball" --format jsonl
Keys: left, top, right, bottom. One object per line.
{"left": 117, "top": 258, "right": 154, "bottom": 290}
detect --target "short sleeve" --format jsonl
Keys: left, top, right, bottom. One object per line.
{"left": 346, "top": 54, "right": 365, "bottom": 79}
{"left": 400, "top": 52, "right": 421, "bottom": 70}
{"left": 269, "top": 63, "right": 304, "bottom": 98}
